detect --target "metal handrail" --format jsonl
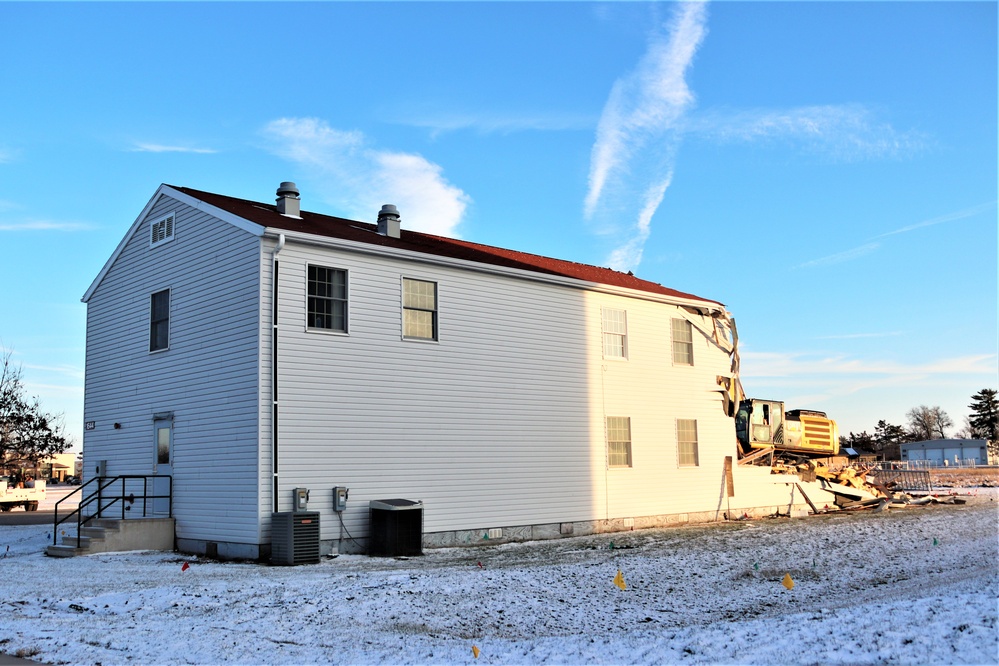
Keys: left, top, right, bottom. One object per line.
{"left": 53, "top": 475, "right": 172, "bottom": 547}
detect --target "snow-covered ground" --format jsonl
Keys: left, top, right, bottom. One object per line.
{"left": 1, "top": 490, "right": 996, "bottom": 665}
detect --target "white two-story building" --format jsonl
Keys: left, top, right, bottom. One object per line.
{"left": 81, "top": 182, "right": 799, "bottom": 560}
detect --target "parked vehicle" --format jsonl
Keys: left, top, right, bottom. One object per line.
{"left": 0, "top": 477, "right": 46, "bottom": 512}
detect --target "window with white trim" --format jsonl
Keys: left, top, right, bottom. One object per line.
{"left": 403, "top": 278, "right": 437, "bottom": 340}
{"left": 307, "top": 265, "right": 347, "bottom": 332}
{"left": 672, "top": 318, "right": 694, "bottom": 365}
{"left": 606, "top": 416, "right": 632, "bottom": 467}
{"left": 602, "top": 308, "right": 628, "bottom": 359}
{"left": 150, "top": 213, "right": 175, "bottom": 246}
{"left": 149, "top": 289, "right": 170, "bottom": 352}
{"left": 677, "top": 418, "right": 699, "bottom": 467}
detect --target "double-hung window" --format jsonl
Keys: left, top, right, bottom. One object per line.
{"left": 307, "top": 265, "right": 348, "bottom": 332}
{"left": 402, "top": 278, "right": 438, "bottom": 340}
{"left": 677, "top": 419, "right": 699, "bottom": 467}
{"left": 602, "top": 308, "right": 628, "bottom": 359}
{"left": 606, "top": 416, "right": 632, "bottom": 467}
{"left": 149, "top": 289, "right": 170, "bottom": 352}
{"left": 672, "top": 318, "right": 694, "bottom": 365}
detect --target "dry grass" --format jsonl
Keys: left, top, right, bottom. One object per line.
{"left": 928, "top": 466, "right": 999, "bottom": 488}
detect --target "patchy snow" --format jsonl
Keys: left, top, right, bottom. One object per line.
{"left": 1, "top": 491, "right": 996, "bottom": 665}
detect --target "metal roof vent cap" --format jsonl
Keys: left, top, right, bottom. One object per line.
{"left": 276, "top": 182, "right": 301, "bottom": 218}
{"left": 377, "top": 204, "right": 401, "bottom": 238}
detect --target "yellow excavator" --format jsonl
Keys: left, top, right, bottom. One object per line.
{"left": 735, "top": 398, "right": 840, "bottom": 458}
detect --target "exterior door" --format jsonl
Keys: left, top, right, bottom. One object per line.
{"left": 152, "top": 419, "right": 173, "bottom": 516}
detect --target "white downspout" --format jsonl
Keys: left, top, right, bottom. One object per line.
{"left": 271, "top": 234, "right": 285, "bottom": 513}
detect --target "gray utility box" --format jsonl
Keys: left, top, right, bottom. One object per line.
{"left": 271, "top": 511, "right": 320, "bottom": 565}
{"left": 369, "top": 499, "right": 423, "bottom": 557}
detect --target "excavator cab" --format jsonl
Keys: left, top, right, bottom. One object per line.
{"left": 735, "top": 398, "right": 785, "bottom": 453}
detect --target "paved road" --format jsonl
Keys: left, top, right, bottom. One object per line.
{"left": 0, "top": 509, "right": 62, "bottom": 526}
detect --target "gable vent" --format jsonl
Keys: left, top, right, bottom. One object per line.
{"left": 150, "top": 214, "right": 175, "bottom": 246}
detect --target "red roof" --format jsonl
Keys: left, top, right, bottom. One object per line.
{"left": 173, "top": 185, "right": 721, "bottom": 307}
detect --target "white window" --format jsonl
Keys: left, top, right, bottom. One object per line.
{"left": 403, "top": 278, "right": 437, "bottom": 340}
{"left": 677, "top": 419, "right": 699, "bottom": 467}
{"left": 602, "top": 308, "right": 628, "bottom": 359}
{"left": 672, "top": 318, "right": 694, "bottom": 365}
{"left": 307, "top": 265, "right": 347, "bottom": 332}
{"left": 607, "top": 416, "right": 632, "bottom": 467}
{"left": 150, "top": 213, "right": 175, "bottom": 246}
{"left": 149, "top": 289, "right": 170, "bottom": 352}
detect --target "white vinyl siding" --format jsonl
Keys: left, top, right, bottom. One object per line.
{"left": 402, "top": 278, "right": 437, "bottom": 340}
{"left": 677, "top": 418, "right": 699, "bottom": 466}
{"left": 83, "top": 193, "right": 262, "bottom": 549}
{"left": 606, "top": 417, "right": 632, "bottom": 467}
{"left": 602, "top": 308, "right": 627, "bottom": 359}
{"left": 271, "top": 244, "right": 593, "bottom": 538}
{"left": 672, "top": 318, "right": 694, "bottom": 365}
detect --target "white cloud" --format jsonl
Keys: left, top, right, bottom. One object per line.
{"left": 393, "top": 111, "right": 593, "bottom": 139}
{"left": 686, "top": 104, "right": 928, "bottom": 161}
{"left": 584, "top": 2, "right": 708, "bottom": 272}
{"left": 816, "top": 332, "right": 903, "bottom": 340}
{"left": 793, "top": 242, "right": 880, "bottom": 269}
{"left": 741, "top": 350, "right": 996, "bottom": 379}
{"left": 262, "top": 117, "right": 470, "bottom": 237}
{"left": 874, "top": 201, "right": 997, "bottom": 238}
{"left": 130, "top": 143, "right": 217, "bottom": 154}
{"left": 0, "top": 220, "right": 92, "bottom": 232}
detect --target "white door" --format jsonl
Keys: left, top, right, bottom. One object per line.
{"left": 152, "top": 420, "right": 173, "bottom": 516}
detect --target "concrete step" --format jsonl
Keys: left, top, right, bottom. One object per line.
{"left": 46, "top": 517, "right": 175, "bottom": 558}
{"left": 60, "top": 534, "right": 102, "bottom": 549}
{"left": 80, "top": 526, "right": 117, "bottom": 539}
{"left": 45, "top": 544, "right": 87, "bottom": 558}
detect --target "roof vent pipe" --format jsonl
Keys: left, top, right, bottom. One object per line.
{"left": 377, "top": 204, "right": 401, "bottom": 239}
{"left": 276, "top": 182, "right": 301, "bottom": 218}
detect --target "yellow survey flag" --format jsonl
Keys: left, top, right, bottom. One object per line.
{"left": 472, "top": 645, "right": 480, "bottom": 659}
{"left": 613, "top": 570, "right": 627, "bottom": 590}
{"left": 782, "top": 573, "right": 794, "bottom": 590}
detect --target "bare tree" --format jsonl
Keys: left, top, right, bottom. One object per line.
{"left": 0, "top": 350, "right": 71, "bottom": 472}
{"left": 905, "top": 405, "right": 952, "bottom": 441}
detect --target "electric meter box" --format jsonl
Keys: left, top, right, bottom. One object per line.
{"left": 293, "top": 487, "right": 310, "bottom": 512}
{"left": 333, "top": 486, "right": 348, "bottom": 512}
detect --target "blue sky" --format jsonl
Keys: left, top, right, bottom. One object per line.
{"left": 1, "top": 1, "right": 995, "bottom": 450}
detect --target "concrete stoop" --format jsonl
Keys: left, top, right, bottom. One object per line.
{"left": 46, "top": 518, "right": 175, "bottom": 558}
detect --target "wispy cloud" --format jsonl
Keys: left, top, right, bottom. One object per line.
{"left": 584, "top": 2, "right": 708, "bottom": 272}
{"left": 0, "top": 147, "right": 15, "bottom": 163}
{"left": 686, "top": 104, "right": 928, "bottom": 161}
{"left": 0, "top": 220, "right": 93, "bottom": 232}
{"left": 262, "top": 117, "right": 471, "bottom": 237}
{"left": 795, "top": 200, "right": 996, "bottom": 269}
{"left": 793, "top": 242, "right": 880, "bottom": 269}
{"left": 130, "top": 142, "right": 217, "bottom": 154}
{"left": 392, "top": 111, "right": 593, "bottom": 139}
{"left": 816, "top": 331, "right": 903, "bottom": 340}
{"left": 874, "top": 201, "right": 996, "bottom": 238}
{"left": 742, "top": 350, "right": 996, "bottom": 379}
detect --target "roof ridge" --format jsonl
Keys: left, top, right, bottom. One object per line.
{"left": 169, "top": 184, "right": 721, "bottom": 307}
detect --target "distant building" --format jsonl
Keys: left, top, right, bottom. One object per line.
{"left": 900, "top": 439, "right": 989, "bottom": 466}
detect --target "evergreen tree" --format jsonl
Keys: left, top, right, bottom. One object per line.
{"left": 968, "top": 388, "right": 998, "bottom": 460}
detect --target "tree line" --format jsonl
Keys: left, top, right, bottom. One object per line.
{"left": 840, "top": 389, "right": 999, "bottom": 460}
